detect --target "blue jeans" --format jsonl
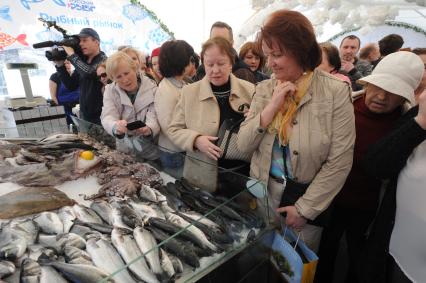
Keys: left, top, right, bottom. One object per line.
{"left": 160, "top": 151, "right": 184, "bottom": 178}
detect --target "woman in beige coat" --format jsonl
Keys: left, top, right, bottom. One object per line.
{"left": 237, "top": 10, "right": 355, "bottom": 251}
{"left": 168, "top": 37, "right": 254, "bottom": 192}
{"left": 154, "top": 40, "right": 195, "bottom": 176}
{"left": 101, "top": 52, "right": 159, "bottom": 156}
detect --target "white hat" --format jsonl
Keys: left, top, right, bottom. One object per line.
{"left": 358, "top": 51, "right": 424, "bottom": 104}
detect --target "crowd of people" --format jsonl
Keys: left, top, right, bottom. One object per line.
{"left": 51, "top": 9, "right": 426, "bottom": 283}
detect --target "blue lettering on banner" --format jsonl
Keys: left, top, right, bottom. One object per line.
{"left": 67, "top": 0, "right": 96, "bottom": 12}
{"left": 92, "top": 20, "right": 123, "bottom": 29}
{"left": 39, "top": 13, "right": 89, "bottom": 26}
{"left": 39, "top": 13, "right": 123, "bottom": 29}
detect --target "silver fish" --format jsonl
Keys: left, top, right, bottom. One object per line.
{"left": 38, "top": 233, "right": 86, "bottom": 253}
{"left": 133, "top": 227, "right": 164, "bottom": 279}
{"left": 110, "top": 203, "right": 133, "bottom": 231}
{"left": 64, "top": 246, "right": 93, "bottom": 265}
{"left": 86, "top": 238, "right": 136, "bottom": 283}
{"left": 57, "top": 206, "right": 76, "bottom": 233}
{"left": 0, "top": 260, "right": 15, "bottom": 279}
{"left": 160, "top": 248, "right": 175, "bottom": 279}
{"left": 0, "top": 229, "right": 27, "bottom": 260}
{"left": 39, "top": 133, "right": 80, "bottom": 144}
{"left": 168, "top": 253, "right": 183, "bottom": 274}
{"left": 128, "top": 199, "right": 165, "bottom": 220}
{"left": 34, "top": 212, "right": 64, "bottom": 234}
{"left": 90, "top": 201, "right": 114, "bottom": 225}
{"left": 40, "top": 266, "right": 68, "bottom": 283}
{"left": 20, "top": 258, "right": 41, "bottom": 283}
{"left": 69, "top": 224, "right": 95, "bottom": 238}
{"left": 180, "top": 210, "right": 223, "bottom": 232}
{"left": 139, "top": 185, "right": 158, "bottom": 202}
{"left": 46, "top": 261, "right": 111, "bottom": 283}
{"left": 153, "top": 189, "right": 167, "bottom": 203}
{"left": 27, "top": 245, "right": 57, "bottom": 261}
{"left": 72, "top": 204, "right": 103, "bottom": 224}
{"left": 111, "top": 228, "right": 159, "bottom": 283}
{"left": 166, "top": 212, "right": 218, "bottom": 251}
{"left": 8, "top": 219, "right": 39, "bottom": 245}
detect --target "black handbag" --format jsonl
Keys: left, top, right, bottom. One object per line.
{"left": 216, "top": 104, "right": 253, "bottom": 162}
{"left": 278, "top": 147, "right": 333, "bottom": 227}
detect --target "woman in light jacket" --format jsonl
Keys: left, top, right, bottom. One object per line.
{"left": 237, "top": 10, "right": 355, "bottom": 251}
{"left": 154, "top": 40, "right": 195, "bottom": 176}
{"left": 168, "top": 37, "right": 255, "bottom": 192}
{"left": 101, "top": 51, "right": 159, "bottom": 155}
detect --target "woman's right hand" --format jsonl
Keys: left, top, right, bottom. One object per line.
{"left": 114, "top": 120, "right": 128, "bottom": 135}
{"left": 270, "top": 80, "right": 297, "bottom": 111}
{"left": 194, "top": 135, "right": 222, "bottom": 161}
{"left": 260, "top": 81, "right": 297, "bottom": 128}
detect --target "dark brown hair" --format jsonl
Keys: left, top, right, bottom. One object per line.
{"left": 257, "top": 9, "right": 321, "bottom": 71}
{"left": 379, "top": 34, "right": 404, "bottom": 56}
{"left": 159, "top": 40, "right": 194, "bottom": 78}
{"left": 201, "top": 37, "right": 235, "bottom": 66}
{"left": 319, "top": 42, "right": 341, "bottom": 72}
{"left": 239, "top": 41, "right": 265, "bottom": 71}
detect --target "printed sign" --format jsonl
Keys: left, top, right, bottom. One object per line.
{"left": 0, "top": 0, "right": 172, "bottom": 53}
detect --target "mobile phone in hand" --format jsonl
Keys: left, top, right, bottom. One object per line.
{"left": 126, "top": 120, "right": 146, "bottom": 130}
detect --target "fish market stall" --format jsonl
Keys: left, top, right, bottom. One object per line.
{"left": 0, "top": 118, "right": 272, "bottom": 283}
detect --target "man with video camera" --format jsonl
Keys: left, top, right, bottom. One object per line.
{"left": 55, "top": 27, "right": 107, "bottom": 125}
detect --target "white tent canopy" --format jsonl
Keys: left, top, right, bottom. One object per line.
{"left": 238, "top": 0, "right": 426, "bottom": 47}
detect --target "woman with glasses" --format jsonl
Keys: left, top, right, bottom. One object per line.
{"left": 96, "top": 61, "right": 110, "bottom": 93}
{"left": 101, "top": 51, "right": 159, "bottom": 155}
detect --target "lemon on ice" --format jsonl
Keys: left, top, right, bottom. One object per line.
{"left": 80, "top": 150, "right": 94, "bottom": 160}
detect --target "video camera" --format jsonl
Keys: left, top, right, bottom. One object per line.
{"left": 33, "top": 18, "right": 83, "bottom": 61}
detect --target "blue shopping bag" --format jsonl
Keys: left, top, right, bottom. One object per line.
{"left": 271, "top": 228, "right": 319, "bottom": 283}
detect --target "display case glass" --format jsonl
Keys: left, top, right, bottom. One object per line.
{"left": 71, "top": 117, "right": 271, "bottom": 283}
{"left": 0, "top": 116, "right": 272, "bottom": 283}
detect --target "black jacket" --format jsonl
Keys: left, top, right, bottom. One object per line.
{"left": 359, "top": 106, "right": 426, "bottom": 283}
{"left": 57, "top": 51, "right": 107, "bottom": 124}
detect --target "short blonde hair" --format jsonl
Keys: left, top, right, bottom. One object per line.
{"left": 105, "top": 51, "right": 137, "bottom": 79}
{"left": 121, "top": 47, "right": 142, "bottom": 64}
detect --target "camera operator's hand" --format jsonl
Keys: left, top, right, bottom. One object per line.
{"left": 54, "top": 60, "right": 65, "bottom": 67}
{"left": 62, "top": 45, "right": 75, "bottom": 56}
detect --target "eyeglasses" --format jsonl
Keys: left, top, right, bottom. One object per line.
{"left": 97, "top": 73, "right": 107, "bottom": 80}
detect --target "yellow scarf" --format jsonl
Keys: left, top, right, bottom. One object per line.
{"left": 268, "top": 71, "right": 313, "bottom": 145}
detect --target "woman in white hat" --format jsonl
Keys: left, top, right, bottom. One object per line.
{"left": 359, "top": 52, "right": 425, "bottom": 283}
{"left": 316, "top": 51, "right": 425, "bottom": 283}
